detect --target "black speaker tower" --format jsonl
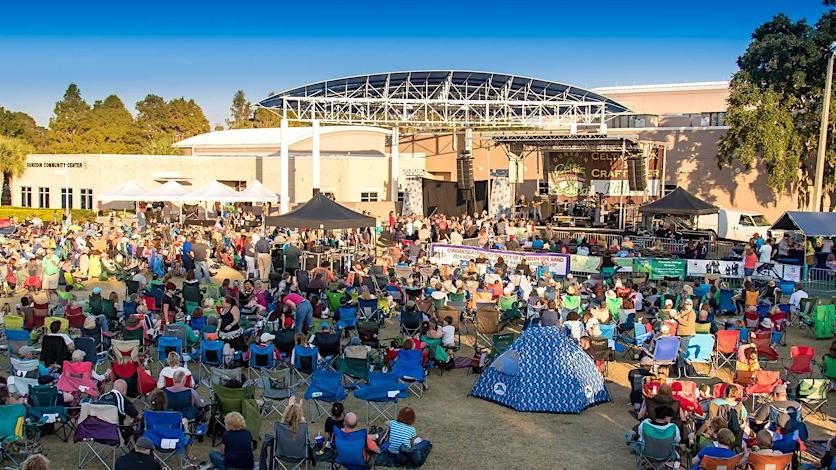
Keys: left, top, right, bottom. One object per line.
{"left": 626, "top": 157, "right": 647, "bottom": 192}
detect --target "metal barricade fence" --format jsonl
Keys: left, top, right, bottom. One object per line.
{"left": 804, "top": 268, "right": 836, "bottom": 295}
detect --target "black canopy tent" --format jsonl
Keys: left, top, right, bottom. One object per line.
{"left": 264, "top": 193, "right": 376, "bottom": 229}
{"left": 638, "top": 187, "right": 719, "bottom": 216}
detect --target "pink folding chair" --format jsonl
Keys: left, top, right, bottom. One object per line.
{"left": 57, "top": 360, "right": 99, "bottom": 397}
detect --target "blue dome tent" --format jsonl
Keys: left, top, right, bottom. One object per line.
{"left": 469, "top": 327, "right": 611, "bottom": 413}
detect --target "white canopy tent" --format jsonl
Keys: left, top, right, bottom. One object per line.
{"left": 237, "top": 180, "right": 279, "bottom": 203}
{"left": 183, "top": 180, "right": 245, "bottom": 202}
{"left": 142, "top": 180, "right": 191, "bottom": 202}
{"left": 97, "top": 180, "right": 152, "bottom": 202}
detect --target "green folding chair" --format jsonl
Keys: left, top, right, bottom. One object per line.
{"left": 337, "top": 356, "right": 370, "bottom": 388}
{"left": 325, "top": 290, "right": 343, "bottom": 312}
{"left": 209, "top": 384, "right": 262, "bottom": 446}
{"left": 101, "top": 299, "right": 117, "bottom": 323}
{"left": 489, "top": 333, "right": 516, "bottom": 360}
{"left": 822, "top": 354, "right": 836, "bottom": 381}
{"left": 813, "top": 304, "right": 836, "bottom": 339}
{"left": 798, "top": 378, "right": 829, "bottom": 419}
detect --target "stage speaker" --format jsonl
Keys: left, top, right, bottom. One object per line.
{"left": 626, "top": 157, "right": 647, "bottom": 191}
{"left": 457, "top": 151, "right": 475, "bottom": 190}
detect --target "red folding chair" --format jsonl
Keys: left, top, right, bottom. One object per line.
{"left": 746, "top": 370, "right": 783, "bottom": 408}
{"left": 713, "top": 329, "right": 740, "bottom": 371}
{"left": 66, "top": 305, "right": 85, "bottom": 329}
{"left": 784, "top": 345, "right": 815, "bottom": 382}
{"left": 751, "top": 331, "right": 780, "bottom": 364}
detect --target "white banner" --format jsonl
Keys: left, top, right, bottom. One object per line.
{"left": 686, "top": 259, "right": 801, "bottom": 282}
{"left": 429, "top": 244, "right": 571, "bottom": 277}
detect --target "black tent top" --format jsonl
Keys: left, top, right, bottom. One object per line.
{"left": 771, "top": 211, "right": 836, "bottom": 237}
{"left": 638, "top": 187, "right": 719, "bottom": 216}
{"left": 264, "top": 193, "right": 376, "bottom": 229}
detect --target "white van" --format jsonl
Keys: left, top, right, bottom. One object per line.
{"left": 696, "top": 209, "right": 778, "bottom": 242}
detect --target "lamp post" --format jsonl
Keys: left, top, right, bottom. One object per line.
{"left": 812, "top": 41, "right": 836, "bottom": 212}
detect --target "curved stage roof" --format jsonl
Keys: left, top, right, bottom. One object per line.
{"left": 258, "top": 70, "right": 630, "bottom": 114}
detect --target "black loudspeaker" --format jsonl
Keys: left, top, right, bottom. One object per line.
{"left": 626, "top": 157, "right": 647, "bottom": 191}
{"left": 457, "top": 151, "right": 475, "bottom": 190}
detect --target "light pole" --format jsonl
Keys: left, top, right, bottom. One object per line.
{"left": 813, "top": 41, "right": 836, "bottom": 212}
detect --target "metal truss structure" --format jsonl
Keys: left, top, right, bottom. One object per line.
{"left": 484, "top": 133, "right": 643, "bottom": 153}
{"left": 256, "top": 71, "right": 631, "bottom": 130}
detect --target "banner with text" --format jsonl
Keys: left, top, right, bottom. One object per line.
{"left": 429, "top": 244, "right": 571, "bottom": 277}
{"left": 686, "top": 259, "right": 801, "bottom": 282}
{"left": 633, "top": 258, "right": 687, "bottom": 280}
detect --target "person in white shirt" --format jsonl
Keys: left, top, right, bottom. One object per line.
{"left": 633, "top": 290, "right": 644, "bottom": 312}
{"left": 131, "top": 266, "right": 148, "bottom": 291}
{"left": 758, "top": 241, "right": 773, "bottom": 262}
{"left": 789, "top": 284, "right": 808, "bottom": 312}
{"left": 440, "top": 316, "right": 456, "bottom": 348}
{"left": 449, "top": 230, "right": 463, "bottom": 245}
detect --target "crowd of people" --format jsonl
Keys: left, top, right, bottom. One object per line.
{"left": 0, "top": 207, "right": 831, "bottom": 470}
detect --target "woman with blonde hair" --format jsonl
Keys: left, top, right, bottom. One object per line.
{"left": 157, "top": 351, "right": 192, "bottom": 389}
{"left": 281, "top": 396, "right": 306, "bottom": 434}
{"left": 210, "top": 411, "right": 254, "bottom": 470}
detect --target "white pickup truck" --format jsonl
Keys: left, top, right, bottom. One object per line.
{"left": 696, "top": 209, "right": 779, "bottom": 242}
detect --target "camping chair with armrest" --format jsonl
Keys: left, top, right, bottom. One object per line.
{"left": 8, "top": 357, "right": 40, "bottom": 397}
{"left": 681, "top": 333, "right": 715, "bottom": 379}
{"left": 163, "top": 388, "right": 200, "bottom": 423}
{"left": 32, "top": 303, "right": 48, "bottom": 329}
{"left": 337, "top": 355, "right": 371, "bottom": 389}
{"left": 157, "top": 336, "right": 187, "bottom": 372}
{"left": 181, "top": 282, "right": 202, "bottom": 304}
{"left": 489, "top": 332, "right": 516, "bottom": 361}
{"left": 392, "top": 348, "right": 426, "bottom": 398}
{"left": 208, "top": 367, "right": 242, "bottom": 387}
{"left": 26, "top": 383, "right": 74, "bottom": 442}
{"left": 795, "top": 296, "right": 817, "bottom": 330}
{"left": 718, "top": 289, "right": 736, "bottom": 315}
{"left": 823, "top": 354, "right": 836, "bottom": 383}
{"left": 811, "top": 303, "right": 836, "bottom": 339}
{"left": 274, "top": 328, "right": 296, "bottom": 365}
{"left": 332, "top": 427, "right": 373, "bottom": 470}
{"left": 101, "top": 299, "right": 117, "bottom": 325}
{"left": 3, "top": 329, "right": 30, "bottom": 359}
{"left": 271, "top": 421, "right": 313, "bottom": 470}
{"left": 74, "top": 403, "right": 123, "bottom": 470}
{"left": 630, "top": 421, "right": 680, "bottom": 470}
{"left": 588, "top": 336, "right": 613, "bottom": 377}
{"left": 475, "top": 305, "right": 501, "bottom": 348}
{"left": 0, "top": 403, "right": 39, "bottom": 467}
{"left": 699, "top": 453, "right": 744, "bottom": 470}
{"left": 313, "top": 331, "right": 341, "bottom": 370}
{"left": 292, "top": 345, "right": 320, "bottom": 387}
{"left": 2, "top": 314, "right": 24, "bottom": 332}
{"left": 713, "top": 329, "right": 740, "bottom": 372}
{"left": 40, "top": 334, "right": 71, "bottom": 370}
{"left": 198, "top": 340, "right": 225, "bottom": 384}
{"left": 353, "top": 372, "right": 409, "bottom": 427}
{"left": 400, "top": 307, "right": 423, "bottom": 339}
{"left": 745, "top": 370, "right": 783, "bottom": 409}
{"left": 620, "top": 322, "right": 653, "bottom": 359}
{"left": 125, "top": 279, "right": 141, "bottom": 298}
{"left": 122, "top": 300, "right": 137, "bottom": 318}
{"left": 745, "top": 451, "right": 792, "bottom": 470}
{"left": 303, "top": 370, "right": 348, "bottom": 423}
{"left": 259, "top": 369, "right": 295, "bottom": 419}
{"left": 357, "top": 298, "right": 382, "bottom": 323}
{"left": 337, "top": 305, "right": 359, "bottom": 335}
{"left": 750, "top": 331, "right": 780, "bottom": 367}
{"left": 44, "top": 316, "right": 68, "bottom": 333}
{"left": 57, "top": 360, "right": 100, "bottom": 398}
{"left": 75, "top": 336, "right": 108, "bottom": 375}
{"left": 66, "top": 305, "right": 85, "bottom": 329}
{"left": 208, "top": 384, "right": 261, "bottom": 447}
{"left": 88, "top": 294, "right": 103, "bottom": 317}
{"left": 246, "top": 342, "right": 278, "bottom": 383}
{"left": 357, "top": 320, "right": 380, "bottom": 349}
{"left": 325, "top": 290, "right": 343, "bottom": 313}
{"left": 142, "top": 410, "right": 195, "bottom": 470}
{"left": 797, "top": 378, "right": 829, "bottom": 420}
{"left": 784, "top": 346, "right": 815, "bottom": 385}
{"left": 650, "top": 336, "right": 681, "bottom": 374}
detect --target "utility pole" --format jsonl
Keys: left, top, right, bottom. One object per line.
{"left": 813, "top": 42, "right": 836, "bottom": 212}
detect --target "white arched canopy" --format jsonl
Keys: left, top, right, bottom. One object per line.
{"left": 98, "top": 180, "right": 152, "bottom": 202}
{"left": 183, "top": 180, "right": 244, "bottom": 203}
{"left": 238, "top": 180, "right": 279, "bottom": 203}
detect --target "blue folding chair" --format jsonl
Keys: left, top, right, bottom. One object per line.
{"left": 189, "top": 317, "right": 208, "bottom": 336}
{"left": 303, "top": 370, "right": 347, "bottom": 422}
{"left": 681, "top": 333, "right": 715, "bottom": 378}
{"left": 157, "top": 336, "right": 186, "bottom": 369}
{"left": 123, "top": 301, "right": 138, "bottom": 317}
{"left": 738, "top": 327, "right": 750, "bottom": 343}
{"left": 756, "top": 304, "right": 770, "bottom": 320}
{"left": 598, "top": 324, "right": 616, "bottom": 350}
{"left": 333, "top": 427, "right": 372, "bottom": 470}
{"left": 620, "top": 322, "right": 652, "bottom": 358}
{"left": 148, "top": 284, "right": 164, "bottom": 311}
{"left": 391, "top": 349, "right": 426, "bottom": 397}
{"left": 198, "top": 340, "right": 225, "bottom": 384}
{"left": 650, "top": 336, "right": 680, "bottom": 373}
{"left": 357, "top": 298, "right": 381, "bottom": 322}
{"left": 718, "top": 289, "right": 736, "bottom": 314}
{"left": 163, "top": 388, "right": 199, "bottom": 422}
{"left": 337, "top": 305, "right": 359, "bottom": 334}
{"left": 292, "top": 345, "right": 320, "bottom": 386}
{"left": 4, "top": 329, "right": 31, "bottom": 359}
{"left": 142, "top": 410, "right": 194, "bottom": 470}
{"left": 247, "top": 342, "right": 277, "bottom": 383}
{"left": 353, "top": 372, "right": 409, "bottom": 426}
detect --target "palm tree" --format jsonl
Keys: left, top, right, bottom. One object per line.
{"left": 0, "top": 136, "right": 34, "bottom": 206}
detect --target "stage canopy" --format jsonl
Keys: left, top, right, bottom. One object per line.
{"left": 264, "top": 192, "right": 375, "bottom": 229}
{"left": 98, "top": 180, "right": 152, "bottom": 202}
{"left": 183, "top": 180, "right": 243, "bottom": 202}
{"left": 142, "top": 181, "right": 191, "bottom": 202}
{"left": 771, "top": 211, "right": 836, "bottom": 237}
{"left": 238, "top": 180, "right": 279, "bottom": 203}
{"left": 638, "top": 186, "right": 718, "bottom": 216}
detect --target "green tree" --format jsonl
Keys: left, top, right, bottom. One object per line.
{"left": 87, "top": 95, "right": 137, "bottom": 153}
{"left": 0, "top": 107, "right": 47, "bottom": 151}
{"left": 718, "top": 8, "right": 836, "bottom": 210}
{"left": 135, "top": 94, "right": 209, "bottom": 153}
{"left": 48, "top": 83, "right": 93, "bottom": 153}
{"left": 227, "top": 90, "right": 254, "bottom": 129}
{"left": 253, "top": 108, "right": 283, "bottom": 128}
{"left": 0, "top": 136, "right": 34, "bottom": 205}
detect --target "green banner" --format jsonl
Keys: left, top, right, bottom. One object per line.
{"left": 569, "top": 255, "right": 601, "bottom": 273}
{"left": 633, "top": 258, "right": 686, "bottom": 280}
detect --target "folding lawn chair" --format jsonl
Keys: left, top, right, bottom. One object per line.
{"left": 699, "top": 453, "right": 743, "bottom": 470}
{"left": 336, "top": 305, "right": 359, "bottom": 335}
{"left": 259, "top": 369, "right": 295, "bottom": 419}
{"left": 650, "top": 336, "right": 680, "bottom": 373}
{"left": 712, "top": 329, "right": 739, "bottom": 372}
{"left": 332, "top": 427, "right": 373, "bottom": 470}
{"left": 681, "top": 333, "right": 715, "bottom": 378}
{"left": 74, "top": 403, "right": 122, "bottom": 470}
{"left": 620, "top": 322, "right": 652, "bottom": 359}
{"left": 209, "top": 384, "right": 261, "bottom": 446}
{"left": 271, "top": 421, "right": 313, "bottom": 470}
{"left": 247, "top": 342, "right": 278, "bottom": 383}
{"left": 26, "top": 383, "right": 74, "bottom": 442}
{"left": 630, "top": 421, "right": 679, "bottom": 469}
{"left": 797, "top": 378, "right": 829, "bottom": 420}
{"left": 57, "top": 360, "right": 100, "bottom": 398}
{"left": 337, "top": 356, "right": 371, "bottom": 389}
{"left": 292, "top": 345, "right": 320, "bottom": 387}
{"left": 198, "top": 340, "right": 226, "bottom": 383}
{"left": 391, "top": 349, "right": 426, "bottom": 398}
{"left": 142, "top": 410, "right": 195, "bottom": 470}
{"left": 784, "top": 345, "right": 815, "bottom": 385}
{"left": 745, "top": 370, "right": 783, "bottom": 408}
{"left": 750, "top": 331, "right": 780, "bottom": 366}
{"left": 304, "top": 370, "right": 347, "bottom": 422}
{"left": 8, "top": 357, "right": 40, "bottom": 396}
{"left": 353, "top": 372, "right": 409, "bottom": 426}
{"left": 745, "top": 452, "right": 792, "bottom": 470}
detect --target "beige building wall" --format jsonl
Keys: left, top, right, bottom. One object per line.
{"left": 594, "top": 83, "right": 730, "bottom": 115}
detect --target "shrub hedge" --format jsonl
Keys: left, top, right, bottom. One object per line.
{"left": 0, "top": 207, "right": 97, "bottom": 223}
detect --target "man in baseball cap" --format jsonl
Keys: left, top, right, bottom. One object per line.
{"left": 115, "top": 436, "right": 161, "bottom": 470}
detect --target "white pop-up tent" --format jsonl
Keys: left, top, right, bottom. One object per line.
{"left": 237, "top": 180, "right": 279, "bottom": 203}
{"left": 143, "top": 180, "right": 191, "bottom": 201}
{"left": 183, "top": 180, "right": 244, "bottom": 202}
{"left": 98, "top": 180, "right": 152, "bottom": 202}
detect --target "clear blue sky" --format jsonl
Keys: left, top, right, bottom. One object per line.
{"left": 0, "top": 0, "right": 830, "bottom": 127}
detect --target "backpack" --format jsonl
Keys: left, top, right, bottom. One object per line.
{"left": 714, "top": 403, "right": 742, "bottom": 436}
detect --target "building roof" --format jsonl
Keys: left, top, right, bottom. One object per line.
{"left": 591, "top": 81, "right": 729, "bottom": 94}
{"left": 173, "top": 125, "right": 391, "bottom": 148}
{"left": 258, "top": 70, "right": 631, "bottom": 114}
